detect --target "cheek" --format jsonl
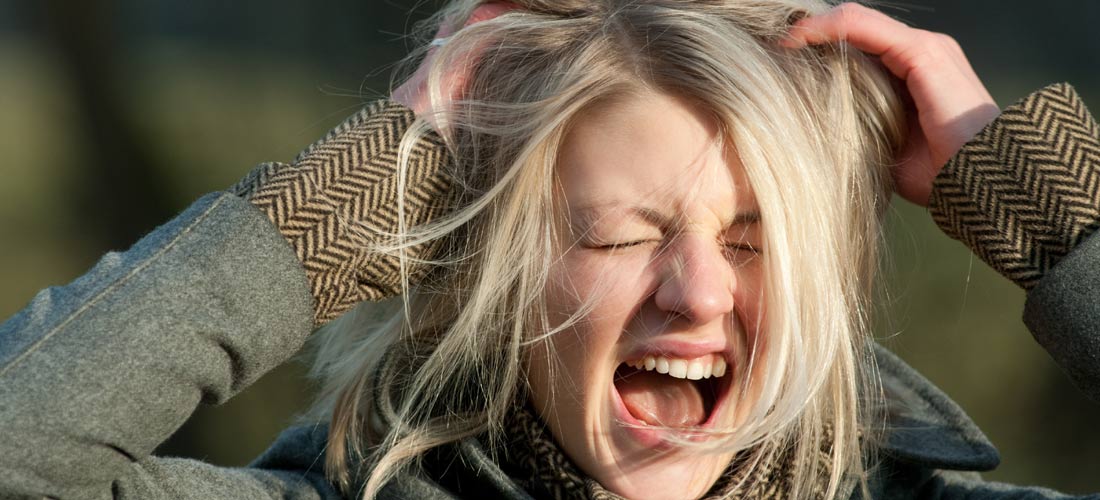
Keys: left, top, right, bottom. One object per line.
{"left": 734, "top": 265, "right": 766, "bottom": 336}
{"left": 545, "top": 252, "right": 651, "bottom": 331}
{"left": 730, "top": 263, "right": 769, "bottom": 392}
{"left": 529, "top": 253, "right": 649, "bottom": 404}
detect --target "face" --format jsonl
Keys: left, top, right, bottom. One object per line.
{"left": 527, "top": 91, "right": 766, "bottom": 500}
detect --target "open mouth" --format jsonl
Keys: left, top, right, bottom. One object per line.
{"left": 612, "top": 354, "right": 731, "bottom": 428}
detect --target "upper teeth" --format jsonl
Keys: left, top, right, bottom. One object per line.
{"left": 626, "top": 354, "right": 727, "bottom": 380}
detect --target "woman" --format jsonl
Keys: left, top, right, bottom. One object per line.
{"left": 1, "top": 1, "right": 1097, "bottom": 499}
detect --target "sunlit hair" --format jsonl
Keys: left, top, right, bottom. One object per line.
{"left": 305, "top": 0, "right": 907, "bottom": 498}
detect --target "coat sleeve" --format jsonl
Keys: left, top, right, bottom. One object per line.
{"left": 902, "top": 469, "right": 1098, "bottom": 499}
{"left": 0, "top": 100, "right": 446, "bottom": 499}
{"left": 927, "top": 82, "right": 1100, "bottom": 402}
{"left": 917, "top": 83, "right": 1100, "bottom": 498}
{"left": 231, "top": 100, "right": 454, "bottom": 325}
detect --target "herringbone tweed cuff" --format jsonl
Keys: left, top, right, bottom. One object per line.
{"left": 232, "top": 100, "right": 453, "bottom": 325}
{"left": 929, "top": 82, "right": 1100, "bottom": 289}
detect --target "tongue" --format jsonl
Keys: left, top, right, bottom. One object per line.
{"left": 616, "top": 369, "right": 705, "bottom": 427}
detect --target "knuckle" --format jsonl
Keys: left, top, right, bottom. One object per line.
{"left": 939, "top": 33, "right": 964, "bottom": 52}
{"left": 893, "top": 31, "right": 935, "bottom": 64}
{"left": 917, "top": 31, "right": 962, "bottom": 61}
{"left": 835, "top": 3, "right": 868, "bottom": 23}
{"left": 916, "top": 30, "right": 944, "bottom": 52}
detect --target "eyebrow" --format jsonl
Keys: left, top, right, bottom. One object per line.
{"left": 727, "top": 211, "right": 761, "bottom": 226}
{"left": 573, "top": 205, "right": 761, "bottom": 229}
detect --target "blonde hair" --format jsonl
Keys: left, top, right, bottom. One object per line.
{"left": 306, "top": 1, "right": 907, "bottom": 498}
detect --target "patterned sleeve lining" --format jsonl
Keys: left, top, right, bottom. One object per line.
{"left": 928, "top": 82, "right": 1100, "bottom": 289}
{"left": 232, "top": 100, "right": 454, "bottom": 325}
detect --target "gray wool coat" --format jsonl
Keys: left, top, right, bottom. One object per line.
{"left": 2, "top": 85, "right": 1100, "bottom": 499}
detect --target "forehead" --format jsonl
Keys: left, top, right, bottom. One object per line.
{"left": 556, "top": 91, "right": 755, "bottom": 217}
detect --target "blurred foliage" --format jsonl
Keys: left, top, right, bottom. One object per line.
{"left": 0, "top": 0, "right": 1097, "bottom": 494}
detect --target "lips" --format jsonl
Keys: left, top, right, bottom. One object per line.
{"left": 611, "top": 351, "right": 734, "bottom": 438}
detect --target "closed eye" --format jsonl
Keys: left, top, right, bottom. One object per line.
{"left": 724, "top": 242, "right": 761, "bottom": 265}
{"left": 724, "top": 242, "right": 758, "bottom": 252}
{"left": 595, "top": 240, "right": 658, "bottom": 250}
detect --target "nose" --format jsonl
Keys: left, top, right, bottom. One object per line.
{"left": 653, "top": 234, "right": 735, "bottom": 324}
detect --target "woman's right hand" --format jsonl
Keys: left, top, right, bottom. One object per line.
{"left": 392, "top": 2, "right": 520, "bottom": 127}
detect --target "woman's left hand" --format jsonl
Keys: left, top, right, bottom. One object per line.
{"left": 782, "top": 2, "right": 1000, "bottom": 207}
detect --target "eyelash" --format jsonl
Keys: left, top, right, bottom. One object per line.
{"left": 724, "top": 242, "right": 759, "bottom": 253}
{"left": 593, "top": 241, "right": 761, "bottom": 253}
{"left": 594, "top": 240, "right": 657, "bottom": 250}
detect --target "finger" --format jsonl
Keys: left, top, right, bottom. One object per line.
{"left": 433, "top": 2, "right": 523, "bottom": 104}
{"left": 434, "top": 2, "right": 519, "bottom": 41}
{"left": 784, "top": 3, "right": 915, "bottom": 57}
{"left": 464, "top": 1, "right": 521, "bottom": 27}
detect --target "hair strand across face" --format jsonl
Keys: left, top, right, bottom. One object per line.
{"left": 306, "top": 1, "right": 906, "bottom": 498}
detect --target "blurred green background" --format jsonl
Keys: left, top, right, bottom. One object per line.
{"left": 0, "top": 0, "right": 1097, "bottom": 494}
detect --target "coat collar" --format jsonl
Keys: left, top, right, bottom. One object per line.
{"left": 872, "top": 343, "right": 1000, "bottom": 472}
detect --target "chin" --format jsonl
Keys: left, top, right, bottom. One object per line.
{"left": 528, "top": 332, "right": 751, "bottom": 499}
{"left": 535, "top": 360, "right": 741, "bottom": 499}
{"left": 593, "top": 441, "right": 735, "bottom": 500}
